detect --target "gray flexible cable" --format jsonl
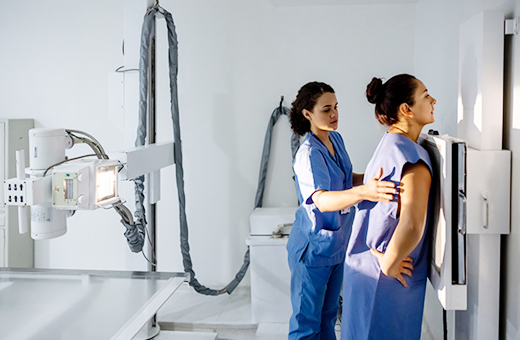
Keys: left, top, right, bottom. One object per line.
{"left": 127, "top": 5, "right": 158, "bottom": 256}
{"left": 139, "top": 7, "right": 224, "bottom": 295}
{"left": 76, "top": 138, "right": 104, "bottom": 159}
{"left": 115, "top": 203, "right": 145, "bottom": 253}
{"left": 137, "top": 6, "right": 299, "bottom": 295}
{"left": 115, "top": 204, "right": 133, "bottom": 225}
{"left": 42, "top": 154, "right": 106, "bottom": 176}
{"left": 224, "top": 105, "right": 299, "bottom": 294}
{"left": 66, "top": 129, "right": 107, "bottom": 156}
{"left": 254, "top": 105, "right": 300, "bottom": 208}
{"left": 82, "top": 139, "right": 104, "bottom": 159}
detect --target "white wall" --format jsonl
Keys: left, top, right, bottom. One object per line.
{"left": 0, "top": 0, "right": 416, "bottom": 285}
{"left": 414, "top": 0, "right": 513, "bottom": 137}
{"left": 147, "top": 0, "right": 417, "bottom": 286}
{"left": 0, "top": 0, "right": 129, "bottom": 270}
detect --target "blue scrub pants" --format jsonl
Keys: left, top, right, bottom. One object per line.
{"left": 288, "top": 257, "right": 344, "bottom": 340}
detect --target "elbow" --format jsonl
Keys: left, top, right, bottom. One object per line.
{"left": 314, "top": 200, "right": 332, "bottom": 213}
{"left": 311, "top": 191, "right": 327, "bottom": 213}
{"left": 314, "top": 202, "right": 325, "bottom": 213}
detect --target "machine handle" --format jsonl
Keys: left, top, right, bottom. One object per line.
{"left": 15, "top": 149, "right": 25, "bottom": 180}
{"left": 483, "top": 193, "right": 489, "bottom": 229}
{"left": 458, "top": 191, "right": 466, "bottom": 234}
{"left": 455, "top": 190, "right": 467, "bottom": 285}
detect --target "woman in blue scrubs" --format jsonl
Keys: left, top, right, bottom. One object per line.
{"left": 286, "top": 81, "right": 397, "bottom": 340}
{"left": 341, "top": 74, "right": 436, "bottom": 340}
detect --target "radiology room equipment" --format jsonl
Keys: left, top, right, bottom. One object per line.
{"left": 0, "top": 267, "right": 187, "bottom": 340}
{"left": 3, "top": 127, "right": 174, "bottom": 250}
{"left": 1, "top": 3, "right": 219, "bottom": 338}
{"left": 247, "top": 207, "right": 296, "bottom": 323}
{"left": 419, "top": 131, "right": 510, "bottom": 308}
{"left": 245, "top": 97, "right": 300, "bottom": 323}
{"left": 420, "top": 11, "right": 512, "bottom": 340}
{"left": 419, "top": 131, "right": 510, "bottom": 340}
{"left": 2, "top": 1, "right": 300, "bottom": 303}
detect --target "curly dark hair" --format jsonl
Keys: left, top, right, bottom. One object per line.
{"left": 290, "top": 81, "right": 335, "bottom": 136}
{"left": 366, "top": 74, "right": 418, "bottom": 126}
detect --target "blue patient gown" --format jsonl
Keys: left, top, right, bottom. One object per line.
{"left": 341, "top": 133, "right": 432, "bottom": 340}
{"left": 287, "top": 131, "right": 355, "bottom": 340}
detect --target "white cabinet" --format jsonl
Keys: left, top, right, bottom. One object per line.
{"left": 0, "top": 119, "right": 34, "bottom": 267}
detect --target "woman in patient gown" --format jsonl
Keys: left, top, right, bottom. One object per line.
{"left": 341, "top": 74, "right": 436, "bottom": 340}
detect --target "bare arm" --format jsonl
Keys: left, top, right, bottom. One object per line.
{"left": 312, "top": 168, "right": 396, "bottom": 213}
{"left": 370, "top": 162, "right": 431, "bottom": 287}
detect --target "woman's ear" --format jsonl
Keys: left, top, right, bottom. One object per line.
{"left": 399, "top": 103, "right": 413, "bottom": 118}
{"left": 302, "top": 109, "right": 311, "bottom": 120}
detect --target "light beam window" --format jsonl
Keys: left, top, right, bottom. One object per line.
{"left": 95, "top": 166, "right": 117, "bottom": 204}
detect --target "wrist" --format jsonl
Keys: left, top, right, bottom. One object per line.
{"left": 357, "top": 184, "right": 367, "bottom": 202}
{"left": 379, "top": 253, "right": 394, "bottom": 276}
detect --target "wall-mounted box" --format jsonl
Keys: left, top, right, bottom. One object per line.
{"left": 466, "top": 149, "right": 510, "bottom": 235}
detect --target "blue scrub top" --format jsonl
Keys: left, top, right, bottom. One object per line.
{"left": 287, "top": 131, "right": 355, "bottom": 267}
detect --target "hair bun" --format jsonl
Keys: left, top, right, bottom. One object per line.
{"left": 366, "top": 77, "right": 384, "bottom": 104}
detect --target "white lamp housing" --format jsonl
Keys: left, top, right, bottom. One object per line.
{"left": 52, "top": 159, "right": 121, "bottom": 210}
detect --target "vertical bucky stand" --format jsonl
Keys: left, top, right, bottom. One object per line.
{"left": 421, "top": 11, "right": 512, "bottom": 340}
{"left": 446, "top": 10, "right": 511, "bottom": 340}
{"left": 133, "top": 2, "right": 161, "bottom": 339}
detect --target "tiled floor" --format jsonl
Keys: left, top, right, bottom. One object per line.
{"left": 157, "top": 282, "right": 432, "bottom": 340}
{"left": 157, "top": 282, "right": 291, "bottom": 340}
{"left": 158, "top": 283, "right": 251, "bottom": 339}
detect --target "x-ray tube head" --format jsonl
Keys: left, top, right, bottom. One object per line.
{"left": 29, "top": 128, "right": 68, "bottom": 170}
{"left": 52, "top": 160, "right": 120, "bottom": 210}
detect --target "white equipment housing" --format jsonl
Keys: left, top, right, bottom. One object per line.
{"left": 420, "top": 133, "right": 510, "bottom": 311}
{"left": 246, "top": 207, "right": 296, "bottom": 323}
{"left": 2, "top": 127, "right": 174, "bottom": 241}
{"left": 51, "top": 159, "right": 120, "bottom": 210}
{"left": 419, "top": 133, "right": 468, "bottom": 310}
{"left": 420, "top": 131, "right": 511, "bottom": 340}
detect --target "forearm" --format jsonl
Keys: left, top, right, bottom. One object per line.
{"left": 379, "top": 218, "right": 426, "bottom": 274}
{"left": 312, "top": 187, "right": 364, "bottom": 212}
{"left": 380, "top": 162, "right": 431, "bottom": 273}
{"left": 313, "top": 169, "right": 396, "bottom": 212}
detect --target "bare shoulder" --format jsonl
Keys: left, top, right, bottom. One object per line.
{"left": 402, "top": 161, "right": 431, "bottom": 182}
{"left": 399, "top": 162, "right": 431, "bottom": 204}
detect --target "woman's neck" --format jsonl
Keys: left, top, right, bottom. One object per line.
{"left": 310, "top": 127, "right": 330, "bottom": 144}
{"left": 388, "top": 123, "right": 423, "bottom": 142}
{"left": 310, "top": 128, "right": 335, "bottom": 156}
